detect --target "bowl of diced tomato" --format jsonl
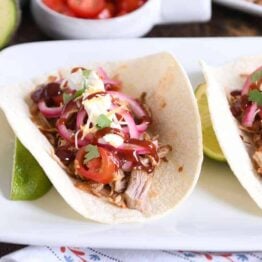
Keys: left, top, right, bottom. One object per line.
{"left": 31, "top": 0, "right": 160, "bottom": 39}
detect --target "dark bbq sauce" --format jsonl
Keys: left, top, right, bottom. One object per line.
{"left": 32, "top": 80, "right": 158, "bottom": 174}
{"left": 105, "top": 84, "right": 121, "bottom": 91}
{"left": 230, "top": 76, "right": 262, "bottom": 120}
{"left": 86, "top": 91, "right": 107, "bottom": 100}
{"left": 31, "top": 82, "right": 62, "bottom": 107}
{"left": 71, "top": 67, "right": 86, "bottom": 73}
{"left": 230, "top": 90, "right": 241, "bottom": 97}
{"left": 55, "top": 146, "right": 76, "bottom": 166}
{"left": 117, "top": 139, "right": 159, "bottom": 173}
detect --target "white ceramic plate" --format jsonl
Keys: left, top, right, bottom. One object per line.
{"left": 214, "top": 0, "right": 262, "bottom": 16}
{"left": 0, "top": 38, "right": 262, "bottom": 251}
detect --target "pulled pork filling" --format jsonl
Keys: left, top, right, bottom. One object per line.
{"left": 230, "top": 66, "right": 262, "bottom": 176}
{"left": 30, "top": 67, "right": 171, "bottom": 211}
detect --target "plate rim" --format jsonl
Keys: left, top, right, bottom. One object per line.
{"left": 0, "top": 38, "right": 262, "bottom": 251}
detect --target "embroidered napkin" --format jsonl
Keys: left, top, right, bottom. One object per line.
{"left": 1, "top": 246, "right": 262, "bottom": 262}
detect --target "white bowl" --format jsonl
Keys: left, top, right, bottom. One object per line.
{"left": 31, "top": 0, "right": 161, "bottom": 39}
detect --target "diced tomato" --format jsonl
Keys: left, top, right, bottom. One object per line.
{"left": 97, "top": 2, "right": 116, "bottom": 19}
{"left": 43, "top": 0, "right": 65, "bottom": 11}
{"left": 43, "top": 0, "right": 147, "bottom": 19}
{"left": 117, "top": 0, "right": 145, "bottom": 14}
{"left": 43, "top": 0, "right": 75, "bottom": 16}
{"left": 75, "top": 146, "right": 116, "bottom": 184}
{"left": 67, "top": 0, "right": 105, "bottom": 18}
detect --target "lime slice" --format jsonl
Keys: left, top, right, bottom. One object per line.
{"left": 195, "top": 83, "right": 226, "bottom": 162}
{"left": 11, "top": 139, "right": 52, "bottom": 200}
{"left": 0, "top": 0, "right": 20, "bottom": 49}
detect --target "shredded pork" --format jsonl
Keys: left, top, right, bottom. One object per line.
{"left": 124, "top": 170, "right": 152, "bottom": 211}
{"left": 31, "top": 85, "right": 172, "bottom": 211}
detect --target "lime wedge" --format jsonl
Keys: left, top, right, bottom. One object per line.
{"left": 0, "top": 0, "right": 20, "bottom": 49}
{"left": 195, "top": 84, "right": 226, "bottom": 162}
{"left": 11, "top": 139, "right": 52, "bottom": 200}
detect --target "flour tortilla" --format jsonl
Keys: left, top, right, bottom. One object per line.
{"left": 0, "top": 53, "right": 203, "bottom": 223}
{"left": 201, "top": 56, "right": 262, "bottom": 209}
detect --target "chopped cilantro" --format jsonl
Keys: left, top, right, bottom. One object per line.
{"left": 74, "top": 88, "right": 85, "bottom": 99}
{"left": 82, "top": 69, "right": 91, "bottom": 78}
{"left": 84, "top": 145, "right": 100, "bottom": 164}
{"left": 248, "top": 89, "right": 262, "bottom": 106}
{"left": 251, "top": 69, "right": 262, "bottom": 83}
{"left": 96, "top": 114, "right": 112, "bottom": 129}
{"left": 62, "top": 88, "right": 85, "bottom": 104}
{"left": 63, "top": 93, "right": 72, "bottom": 104}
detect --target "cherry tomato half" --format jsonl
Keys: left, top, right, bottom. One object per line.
{"left": 117, "top": 0, "right": 145, "bottom": 14}
{"left": 43, "top": 0, "right": 75, "bottom": 16}
{"left": 67, "top": 0, "right": 105, "bottom": 18}
{"left": 75, "top": 146, "right": 116, "bottom": 184}
{"left": 97, "top": 2, "right": 116, "bottom": 19}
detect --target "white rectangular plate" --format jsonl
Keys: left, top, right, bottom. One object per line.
{"left": 0, "top": 38, "right": 262, "bottom": 251}
{"left": 214, "top": 0, "right": 262, "bottom": 16}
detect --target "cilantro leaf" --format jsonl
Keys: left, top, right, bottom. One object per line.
{"left": 96, "top": 114, "right": 112, "bottom": 129}
{"left": 84, "top": 145, "right": 100, "bottom": 164}
{"left": 62, "top": 88, "right": 85, "bottom": 104}
{"left": 248, "top": 89, "right": 262, "bottom": 106}
{"left": 63, "top": 93, "right": 72, "bottom": 104}
{"left": 74, "top": 88, "right": 85, "bottom": 99}
{"left": 82, "top": 69, "right": 91, "bottom": 78}
{"left": 251, "top": 69, "right": 262, "bottom": 83}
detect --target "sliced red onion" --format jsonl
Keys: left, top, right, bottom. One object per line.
{"left": 241, "top": 66, "right": 262, "bottom": 95}
{"left": 61, "top": 100, "right": 78, "bottom": 118}
{"left": 108, "top": 91, "right": 146, "bottom": 118}
{"left": 76, "top": 108, "right": 87, "bottom": 130}
{"left": 97, "top": 67, "right": 119, "bottom": 87}
{"left": 57, "top": 119, "right": 91, "bottom": 147}
{"left": 122, "top": 111, "right": 139, "bottom": 139}
{"left": 122, "top": 122, "right": 148, "bottom": 134}
{"left": 76, "top": 133, "right": 92, "bottom": 147}
{"left": 38, "top": 100, "right": 62, "bottom": 118}
{"left": 57, "top": 119, "right": 73, "bottom": 142}
{"left": 57, "top": 101, "right": 90, "bottom": 147}
{"left": 242, "top": 103, "right": 258, "bottom": 127}
{"left": 122, "top": 161, "right": 132, "bottom": 172}
{"left": 118, "top": 143, "right": 150, "bottom": 155}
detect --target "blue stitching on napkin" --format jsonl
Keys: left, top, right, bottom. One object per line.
{"left": 161, "top": 250, "right": 194, "bottom": 262}
{"left": 87, "top": 248, "right": 123, "bottom": 262}
{"left": 46, "top": 246, "right": 63, "bottom": 261}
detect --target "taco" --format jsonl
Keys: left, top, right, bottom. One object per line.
{"left": 0, "top": 53, "right": 203, "bottom": 223}
{"left": 202, "top": 56, "right": 262, "bottom": 209}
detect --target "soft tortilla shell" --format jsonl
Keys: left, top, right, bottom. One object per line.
{"left": 202, "top": 56, "right": 262, "bottom": 209}
{"left": 0, "top": 53, "right": 203, "bottom": 223}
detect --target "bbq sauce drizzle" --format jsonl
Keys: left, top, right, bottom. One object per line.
{"left": 31, "top": 81, "right": 159, "bottom": 174}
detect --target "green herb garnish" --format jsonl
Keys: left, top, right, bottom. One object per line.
{"left": 84, "top": 145, "right": 100, "bottom": 164}
{"left": 82, "top": 69, "right": 91, "bottom": 78}
{"left": 96, "top": 114, "right": 112, "bottom": 129}
{"left": 251, "top": 69, "right": 262, "bottom": 83}
{"left": 248, "top": 89, "right": 262, "bottom": 106}
{"left": 63, "top": 93, "right": 72, "bottom": 104}
{"left": 63, "top": 88, "right": 85, "bottom": 104}
{"left": 82, "top": 69, "right": 91, "bottom": 89}
{"left": 74, "top": 88, "right": 85, "bottom": 99}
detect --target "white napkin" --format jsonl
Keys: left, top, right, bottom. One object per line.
{"left": 1, "top": 246, "right": 262, "bottom": 262}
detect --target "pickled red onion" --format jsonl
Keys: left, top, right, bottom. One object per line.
{"left": 38, "top": 100, "right": 62, "bottom": 118}
{"left": 241, "top": 66, "right": 262, "bottom": 95}
{"left": 108, "top": 91, "right": 146, "bottom": 118}
{"left": 97, "top": 67, "right": 120, "bottom": 87}
{"left": 242, "top": 103, "right": 258, "bottom": 127}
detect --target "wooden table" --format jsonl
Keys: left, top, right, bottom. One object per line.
{"left": 1, "top": 2, "right": 262, "bottom": 258}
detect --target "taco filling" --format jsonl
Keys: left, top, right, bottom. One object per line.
{"left": 29, "top": 67, "right": 171, "bottom": 211}
{"left": 229, "top": 66, "right": 262, "bottom": 176}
